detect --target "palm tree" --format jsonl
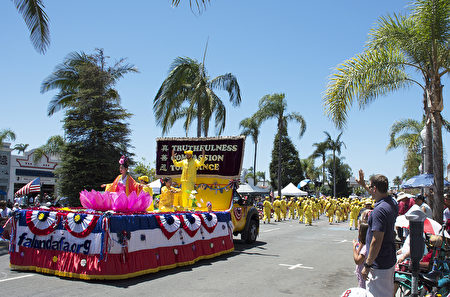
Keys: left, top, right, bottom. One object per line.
{"left": 13, "top": 143, "right": 29, "bottom": 155}
{"left": 256, "top": 93, "right": 306, "bottom": 197}
{"left": 323, "top": 0, "right": 449, "bottom": 221}
{"left": 33, "top": 135, "right": 65, "bottom": 162}
{"left": 325, "top": 132, "right": 346, "bottom": 198}
{"left": 387, "top": 117, "right": 450, "bottom": 174}
{"left": 154, "top": 56, "right": 241, "bottom": 137}
{"left": 0, "top": 129, "right": 16, "bottom": 145}
{"left": 13, "top": 0, "right": 50, "bottom": 54}
{"left": 41, "top": 49, "right": 138, "bottom": 116}
{"left": 393, "top": 176, "right": 402, "bottom": 190}
{"left": 255, "top": 171, "right": 266, "bottom": 186}
{"left": 310, "top": 140, "right": 329, "bottom": 185}
{"left": 240, "top": 115, "right": 262, "bottom": 181}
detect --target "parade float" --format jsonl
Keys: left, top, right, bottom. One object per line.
{"left": 9, "top": 136, "right": 245, "bottom": 280}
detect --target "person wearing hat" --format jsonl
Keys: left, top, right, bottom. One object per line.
{"left": 280, "top": 196, "right": 287, "bottom": 220}
{"left": 262, "top": 196, "right": 273, "bottom": 224}
{"left": 138, "top": 176, "right": 154, "bottom": 196}
{"left": 273, "top": 196, "right": 281, "bottom": 222}
{"left": 296, "top": 198, "right": 304, "bottom": 223}
{"left": 303, "top": 199, "right": 313, "bottom": 226}
{"left": 288, "top": 197, "right": 296, "bottom": 220}
{"left": 396, "top": 192, "right": 415, "bottom": 216}
{"left": 172, "top": 148, "right": 205, "bottom": 209}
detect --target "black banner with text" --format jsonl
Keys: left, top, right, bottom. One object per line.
{"left": 155, "top": 136, "right": 245, "bottom": 178}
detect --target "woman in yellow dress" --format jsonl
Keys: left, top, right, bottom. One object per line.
{"left": 159, "top": 177, "right": 181, "bottom": 212}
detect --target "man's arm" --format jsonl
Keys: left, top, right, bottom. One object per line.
{"left": 361, "top": 230, "right": 384, "bottom": 280}
{"left": 356, "top": 169, "right": 370, "bottom": 192}
{"left": 196, "top": 149, "right": 206, "bottom": 167}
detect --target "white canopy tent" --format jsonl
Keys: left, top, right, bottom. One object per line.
{"left": 280, "top": 182, "right": 307, "bottom": 196}
{"left": 149, "top": 179, "right": 162, "bottom": 195}
{"left": 237, "top": 183, "right": 270, "bottom": 195}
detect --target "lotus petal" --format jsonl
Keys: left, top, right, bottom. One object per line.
{"left": 137, "top": 192, "right": 152, "bottom": 212}
{"left": 133, "top": 192, "right": 146, "bottom": 212}
{"left": 80, "top": 191, "right": 93, "bottom": 209}
{"left": 102, "top": 191, "right": 113, "bottom": 210}
{"left": 127, "top": 191, "right": 138, "bottom": 211}
{"left": 112, "top": 191, "right": 128, "bottom": 211}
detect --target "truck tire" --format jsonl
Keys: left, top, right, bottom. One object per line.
{"left": 241, "top": 218, "right": 258, "bottom": 244}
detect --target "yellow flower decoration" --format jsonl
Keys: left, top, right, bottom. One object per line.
{"left": 38, "top": 213, "right": 45, "bottom": 221}
{"left": 74, "top": 214, "right": 81, "bottom": 223}
{"left": 52, "top": 256, "right": 58, "bottom": 263}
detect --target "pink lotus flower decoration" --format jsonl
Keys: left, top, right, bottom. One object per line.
{"left": 79, "top": 190, "right": 152, "bottom": 212}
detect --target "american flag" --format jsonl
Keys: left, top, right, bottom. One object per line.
{"left": 15, "top": 177, "right": 41, "bottom": 196}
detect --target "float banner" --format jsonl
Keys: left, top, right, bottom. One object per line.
{"left": 156, "top": 136, "right": 245, "bottom": 178}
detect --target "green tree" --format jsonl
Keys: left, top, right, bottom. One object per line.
{"left": 387, "top": 117, "right": 450, "bottom": 176}
{"left": 323, "top": 0, "right": 449, "bottom": 221}
{"left": 393, "top": 176, "right": 402, "bottom": 190}
{"left": 325, "top": 156, "right": 352, "bottom": 198}
{"left": 300, "top": 158, "right": 320, "bottom": 181}
{"left": 13, "top": 143, "right": 29, "bottom": 155}
{"left": 240, "top": 115, "right": 262, "bottom": 180}
{"left": 0, "top": 129, "right": 16, "bottom": 145}
{"left": 41, "top": 49, "right": 136, "bottom": 205}
{"left": 33, "top": 135, "right": 65, "bottom": 162}
{"left": 132, "top": 158, "right": 156, "bottom": 181}
{"left": 12, "top": 0, "right": 50, "bottom": 54}
{"left": 402, "top": 151, "right": 422, "bottom": 180}
{"left": 256, "top": 93, "right": 306, "bottom": 197}
{"left": 310, "top": 140, "right": 329, "bottom": 185}
{"left": 269, "top": 126, "right": 304, "bottom": 192}
{"left": 255, "top": 171, "right": 266, "bottom": 186}
{"left": 154, "top": 56, "right": 241, "bottom": 137}
{"left": 324, "top": 132, "right": 346, "bottom": 198}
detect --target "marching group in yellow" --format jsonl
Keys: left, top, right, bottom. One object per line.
{"left": 262, "top": 196, "right": 374, "bottom": 229}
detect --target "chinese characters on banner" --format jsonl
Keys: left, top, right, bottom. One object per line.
{"left": 156, "top": 136, "right": 245, "bottom": 178}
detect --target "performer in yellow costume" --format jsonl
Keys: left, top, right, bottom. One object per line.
{"left": 138, "top": 175, "right": 155, "bottom": 211}
{"left": 349, "top": 201, "right": 361, "bottom": 230}
{"left": 159, "top": 177, "right": 181, "bottom": 212}
{"left": 171, "top": 149, "right": 205, "bottom": 209}
{"left": 263, "top": 196, "right": 273, "bottom": 224}
{"left": 273, "top": 197, "right": 281, "bottom": 222}
{"left": 303, "top": 200, "right": 313, "bottom": 226}
{"left": 280, "top": 197, "right": 287, "bottom": 220}
{"left": 325, "top": 199, "right": 336, "bottom": 224}
{"left": 297, "top": 198, "right": 304, "bottom": 223}
{"left": 288, "top": 198, "right": 296, "bottom": 220}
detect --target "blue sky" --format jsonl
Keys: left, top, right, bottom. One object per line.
{"left": 1, "top": 0, "right": 448, "bottom": 184}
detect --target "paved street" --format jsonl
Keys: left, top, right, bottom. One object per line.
{"left": 0, "top": 218, "right": 357, "bottom": 297}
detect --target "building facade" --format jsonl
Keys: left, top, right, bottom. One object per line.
{"left": 0, "top": 143, "right": 60, "bottom": 202}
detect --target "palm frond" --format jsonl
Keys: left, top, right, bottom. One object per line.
{"left": 14, "top": 0, "right": 50, "bottom": 54}
{"left": 324, "top": 48, "right": 412, "bottom": 129}
{"left": 286, "top": 112, "right": 306, "bottom": 138}
{"left": 209, "top": 73, "right": 242, "bottom": 106}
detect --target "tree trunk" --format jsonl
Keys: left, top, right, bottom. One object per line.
{"left": 197, "top": 104, "right": 202, "bottom": 137}
{"left": 423, "top": 90, "right": 433, "bottom": 175}
{"left": 277, "top": 120, "right": 282, "bottom": 197}
{"left": 253, "top": 140, "right": 257, "bottom": 186}
{"left": 333, "top": 150, "right": 336, "bottom": 198}
{"left": 322, "top": 155, "right": 326, "bottom": 185}
{"left": 430, "top": 80, "right": 444, "bottom": 223}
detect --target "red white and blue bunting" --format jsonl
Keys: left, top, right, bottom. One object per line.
{"left": 155, "top": 214, "right": 181, "bottom": 239}
{"left": 200, "top": 213, "right": 218, "bottom": 233}
{"left": 64, "top": 213, "right": 99, "bottom": 238}
{"left": 25, "top": 210, "right": 59, "bottom": 236}
{"left": 179, "top": 214, "right": 202, "bottom": 237}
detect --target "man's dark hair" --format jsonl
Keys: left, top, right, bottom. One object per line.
{"left": 369, "top": 174, "right": 389, "bottom": 193}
